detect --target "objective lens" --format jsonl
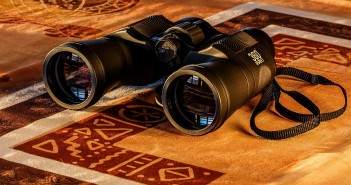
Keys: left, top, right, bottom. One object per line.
{"left": 44, "top": 50, "right": 95, "bottom": 107}
{"left": 58, "top": 52, "right": 92, "bottom": 101}
{"left": 162, "top": 61, "right": 244, "bottom": 136}
{"left": 175, "top": 75, "right": 216, "bottom": 129}
{"left": 162, "top": 72, "right": 219, "bottom": 134}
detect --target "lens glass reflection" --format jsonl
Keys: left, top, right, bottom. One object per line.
{"left": 175, "top": 75, "right": 216, "bottom": 129}
{"left": 58, "top": 52, "right": 92, "bottom": 101}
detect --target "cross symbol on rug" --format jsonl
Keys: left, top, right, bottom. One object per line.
{"left": 130, "top": 108, "right": 164, "bottom": 121}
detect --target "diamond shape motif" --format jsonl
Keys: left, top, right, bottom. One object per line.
{"left": 159, "top": 167, "right": 195, "bottom": 181}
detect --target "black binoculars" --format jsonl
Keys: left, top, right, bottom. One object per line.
{"left": 43, "top": 15, "right": 276, "bottom": 135}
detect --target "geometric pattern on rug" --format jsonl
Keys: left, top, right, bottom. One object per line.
{"left": 272, "top": 34, "right": 351, "bottom": 67}
{"left": 214, "top": 9, "right": 351, "bottom": 40}
{"left": 14, "top": 99, "right": 224, "bottom": 185}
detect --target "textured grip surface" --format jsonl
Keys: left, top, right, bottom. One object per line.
{"left": 213, "top": 31, "right": 257, "bottom": 55}
{"left": 127, "top": 15, "right": 174, "bottom": 40}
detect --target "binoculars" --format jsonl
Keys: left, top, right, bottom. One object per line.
{"left": 43, "top": 15, "right": 276, "bottom": 135}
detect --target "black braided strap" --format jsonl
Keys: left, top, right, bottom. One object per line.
{"left": 250, "top": 67, "right": 347, "bottom": 140}
{"left": 275, "top": 67, "right": 347, "bottom": 122}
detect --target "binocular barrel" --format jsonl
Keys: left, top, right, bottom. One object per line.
{"left": 43, "top": 37, "right": 133, "bottom": 109}
{"left": 162, "top": 28, "right": 276, "bottom": 135}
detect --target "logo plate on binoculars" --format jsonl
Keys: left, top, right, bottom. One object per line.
{"left": 248, "top": 49, "right": 265, "bottom": 65}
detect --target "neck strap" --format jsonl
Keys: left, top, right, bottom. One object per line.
{"left": 250, "top": 67, "right": 347, "bottom": 140}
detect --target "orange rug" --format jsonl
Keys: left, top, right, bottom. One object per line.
{"left": 0, "top": 1, "right": 351, "bottom": 185}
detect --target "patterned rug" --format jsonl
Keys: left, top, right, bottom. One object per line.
{"left": 1, "top": 1, "right": 351, "bottom": 185}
